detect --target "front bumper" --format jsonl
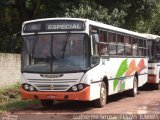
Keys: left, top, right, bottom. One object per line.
{"left": 20, "top": 86, "right": 90, "bottom": 101}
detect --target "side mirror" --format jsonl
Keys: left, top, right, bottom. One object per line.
{"left": 92, "top": 34, "right": 99, "bottom": 44}
{"left": 11, "top": 34, "right": 17, "bottom": 52}
{"left": 11, "top": 32, "right": 21, "bottom": 52}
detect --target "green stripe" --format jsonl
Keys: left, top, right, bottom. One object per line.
{"left": 113, "top": 59, "right": 128, "bottom": 91}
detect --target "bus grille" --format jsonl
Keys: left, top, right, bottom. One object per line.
{"left": 27, "top": 79, "right": 78, "bottom": 91}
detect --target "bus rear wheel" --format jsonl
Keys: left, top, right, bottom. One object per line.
{"left": 154, "top": 82, "right": 160, "bottom": 90}
{"left": 41, "top": 100, "right": 54, "bottom": 107}
{"left": 93, "top": 81, "right": 107, "bottom": 108}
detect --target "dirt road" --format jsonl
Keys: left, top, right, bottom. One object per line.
{"left": 1, "top": 85, "right": 160, "bottom": 120}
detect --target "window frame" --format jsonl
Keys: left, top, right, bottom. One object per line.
{"left": 89, "top": 25, "right": 148, "bottom": 58}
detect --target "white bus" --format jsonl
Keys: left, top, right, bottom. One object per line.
{"left": 19, "top": 18, "right": 148, "bottom": 107}
{"left": 143, "top": 34, "right": 160, "bottom": 89}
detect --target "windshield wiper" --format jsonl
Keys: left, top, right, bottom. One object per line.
{"left": 61, "top": 32, "right": 71, "bottom": 59}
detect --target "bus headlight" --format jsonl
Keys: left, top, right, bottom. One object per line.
{"left": 22, "top": 84, "right": 37, "bottom": 91}
{"left": 24, "top": 84, "right": 29, "bottom": 90}
{"left": 72, "top": 86, "right": 78, "bottom": 91}
{"left": 68, "top": 84, "right": 88, "bottom": 92}
{"left": 78, "top": 84, "right": 84, "bottom": 90}
{"left": 29, "top": 85, "right": 35, "bottom": 91}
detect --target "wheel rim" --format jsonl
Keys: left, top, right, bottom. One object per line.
{"left": 100, "top": 84, "right": 106, "bottom": 104}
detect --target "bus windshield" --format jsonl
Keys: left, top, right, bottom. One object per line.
{"left": 21, "top": 33, "right": 90, "bottom": 73}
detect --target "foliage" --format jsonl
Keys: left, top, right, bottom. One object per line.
{"left": 65, "top": 1, "right": 126, "bottom": 27}
{"left": 0, "top": 82, "right": 39, "bottom": 112}
{"left": 0, "top": 0, "right": 160, "bottom": 53}
{"left": 124, "top": 0, "right": 157, "bottom": 32}
{"left": 149, "top": 1, "right": 160, "bottom": 35}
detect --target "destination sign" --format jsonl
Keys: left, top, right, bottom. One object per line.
{"left": 24, "top": 23, "right": 41, "bottom": 32}
{"left": 23, "top": 20, "right": 85, "bottom": 33}
{"left": 45, "top": 21, "right": 85, "bottom": 31}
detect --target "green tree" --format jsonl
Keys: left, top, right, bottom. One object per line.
{"left": 65, "top": 0, "right": 126, "bottom": 27}
{"left": 124, "top": 0, "right": 157, "bottom": 32}
{"left": 148, "top": 0, "right": 160, "bottom": 35}
{"left": 0, "top": 0, "right": 21, "bottom": 52}
{"left": 1, "top": 0, "right": 160, "bottom": 53}
{"left": 95, "top": 0, "right": 158, "bottom": 32}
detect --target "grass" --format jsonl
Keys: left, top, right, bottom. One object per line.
{"left": 0, "top": 82, "right": 40, "bottom": 112}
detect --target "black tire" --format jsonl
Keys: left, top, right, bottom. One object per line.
{"left": 93, "top": 82, "right": 107, "bottom": 108}
{"left": 154, "top": 83, "right": 160, "bottom": 90}
{"left": 41, "top": 100, "right": 54, "bottom": 107}
{"left": 129, "top": 77, "right": 138, "bottom": 97}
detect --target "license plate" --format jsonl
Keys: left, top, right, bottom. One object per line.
{"left": 46, "top": 95, "right": 56, "bottom": 99}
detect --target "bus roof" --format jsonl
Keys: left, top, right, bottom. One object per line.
{"left": 142, "top": 33, "right": 160, "bottom": 40}
{"left": 23, "top": 18, "right": 145, "bottom": 38}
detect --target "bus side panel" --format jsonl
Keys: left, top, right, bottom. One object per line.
{"left": 148, "top": 63, "right": 160, "bottom": 84}
{"left": 123, "top": 76, "right": 134, "bottom": 91}
{"left": 81, "top": 63, "right": 103, "bottom": 101}
{"left": 90, "top": 83, "right": 101, "bottom": 100}
{"left": 107, "top": 58, "right": 148, "bottom": 95}
{"left": 148, "top": 63, "right": 154, "bottom": 83}
{"left": 156, "top": 63, "right": 160, "bottom": 83}
{"left": 84, "top": 57, "right": 148, "bottom": 99}
{"left": 137, "top": 58, "right": 148, "bottom": 87}
{"left": 108, "top": 80, "right": 114, "bottom": 96}
{"left": 138, "top": 74, "right": 148, "bottom": 87}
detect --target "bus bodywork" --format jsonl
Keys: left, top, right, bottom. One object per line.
{"left": 20, "top": 18, "right": 148, "bottom": 107}
{"left": 143, "top": 34, "right": 160, "bottom": 89}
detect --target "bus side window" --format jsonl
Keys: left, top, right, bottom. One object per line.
{"left": 99, "top": 30, "right": 107, "bottom": 42}
{"left": 132, "top": 38, "right": 138, "bottom": 56}
{"left": 92, "top": 34, "right": 99, "bottom": 56}
{"left": 99, "top": 30, "right": 108, "bottom": 55}
{"left": 148, "top": 40, "right": 157, "bottom": 60}
{"left": 138, "top": 39, "right": 144, "bottom": 56}
{"left": 148, "top": 40, "right": 153, "bottom": 60}
{"left": 108, "top": 32, "right": 117, "bottom": 56}
{"left": 125, "top": 36, "right": 132, "bottom": 56}
{"left": 143, "top": 39, "right": 147, "bottom": 57}
{"left": 117, "top": 34, "right": 125, "bottom": 56}
{"left": 157, "top": 41, "right": 160, "bottom": 60}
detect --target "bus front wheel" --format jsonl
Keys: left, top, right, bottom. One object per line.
{"left": 93, "top": 81, "right": 107, "bottom": 108}
{"left": 41, "top": 100, "right": 54, "bottom": 107}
